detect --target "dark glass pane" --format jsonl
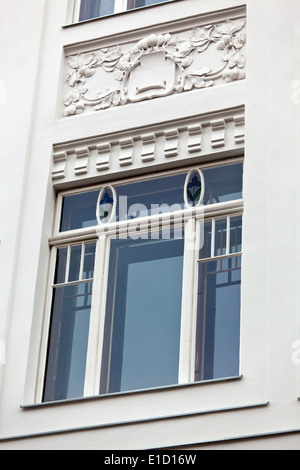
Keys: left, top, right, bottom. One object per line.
{"left": 215, "top": 218, "right": 227, "bottom": 257}
{"left": 43, "top": 282, "right": 93, "bottom": 402}
{"left": 82, "top": 243, "right": 96, "bottom": 280}
{"left": 79, "top": 0, "right": 115, "bottom": 21}
{"left": 195, "top": 257, "right": 241, "bottom": 382}
{"left": 127, "top": 0, "right": 167, "bottom": 9}
{"left": 60, "top": 190, "right": 98, "bottom": 232}
{"left": 54, "top": 247, "right": 68, "bottom": 285}
{"left": 203, "top": 163, "right": 243, "bottom": 205}
{"left": 230, "top": 215, "right": 243, "bottom": 253}
{"left": 100, "top": 232, "right": 184, "bottom": 394}
{"left": 68, "top": 245, "right": 82, "bottom": 282}
{"left": 199, "top": 221, "right": 212, "bottom": 260}
{"left": 116, "top": 173, "right": 186, "bottom": 221}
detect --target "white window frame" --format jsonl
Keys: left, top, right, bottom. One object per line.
{"left": 35, "top": 159, "right": 243, "bottom": 403}
{"left": 69, "top": 0, "right": 175, "bottom": 24}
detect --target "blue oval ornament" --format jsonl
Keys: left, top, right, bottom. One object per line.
{"left": 184, "top": 169, "right": 205, "bottom": 208}
{"left": 97, "top": 185, "right": 116, "bottom": 224}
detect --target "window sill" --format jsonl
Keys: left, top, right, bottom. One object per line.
{"left": 21, "top": 376, "right": 242, "bottom": 409}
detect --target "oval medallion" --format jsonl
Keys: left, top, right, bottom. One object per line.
{"left": 184, "top": 169, "right": 205, "bottom": 208}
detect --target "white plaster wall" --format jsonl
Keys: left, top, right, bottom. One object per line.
{"left": 0, "top": 0, "right": 46, "bottom": 398}
{"left": 0, "top": 0, "right": 300, "bottom": 450}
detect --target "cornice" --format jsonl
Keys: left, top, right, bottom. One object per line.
{"left": 52, "top": 106, "right": 245, "bottom": 187}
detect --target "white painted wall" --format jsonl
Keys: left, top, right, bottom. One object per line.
{"left": 0, "top": 0, "right": 299, "bottom": 450}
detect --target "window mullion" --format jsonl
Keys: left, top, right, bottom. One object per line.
{"left": 114, "top": 0, "right": 127, "bottom": 13}
{"left": 84, "top": 235, "right": 109, "bottom": 397}
{"left": 178, "top": 217, "right": 198, "bottom": 384}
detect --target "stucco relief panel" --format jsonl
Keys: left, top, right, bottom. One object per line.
{"left": 62, "top": 17, "right": 246, "bottom": 117}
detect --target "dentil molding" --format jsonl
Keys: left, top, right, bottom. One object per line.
{"left": 62, "top": 13, "right": 246, "bottom": 117}
{"left": 52, "top": 107, "right": 245, "bottom": 187}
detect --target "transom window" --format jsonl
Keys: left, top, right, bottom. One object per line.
{"left": 41, "top": 160, "right": 243, "bottom": 403}
{"left": 73, "top": 0, "right": 174, "bottom": 22}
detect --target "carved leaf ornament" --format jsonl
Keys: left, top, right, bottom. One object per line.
{"left": 64, "top": 19, "right": 246, "bottom": 117}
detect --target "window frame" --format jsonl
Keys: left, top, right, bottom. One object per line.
{"left": 36, "top": 159, "right": 243, "bottom": 404}
{"left": 69, "top": 0, "right": 175, "bottom": 24}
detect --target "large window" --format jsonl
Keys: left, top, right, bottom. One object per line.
{"left": 41, "top": 160, "right": 243, "bottom": 402}
{"left": 75, "top": 0, "right": 174, "bottom": 22}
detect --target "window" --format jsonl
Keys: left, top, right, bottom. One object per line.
{"left": 42, "top": 160, "right": 243, "bottom": 402}
{"left": 74, "top": 0, "right": 174, "bottom": 22}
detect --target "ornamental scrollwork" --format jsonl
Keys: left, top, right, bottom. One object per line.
{"left": 64, "top": 18, "right": 246, "bottom": 117}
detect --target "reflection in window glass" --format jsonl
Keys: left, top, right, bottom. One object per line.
{"left": 195, "top": 257, "right": 241, "bottom": 382}
{"left": 100, "top": 232, "right": 184, "bottom": 394}
{"left": 60, "top": 190, "right": 98, "bottom": 232}
{"left": 203, "top": 163, "right": 243, "bottom": 205}
{"left": 59, "top": 163, "right": 243, "bottom": 232}
{"left": 43, "top": 282, "right": 93, "bottom": 402}
{"left": 79, "top": 0, "right": 115, "bottom": 21}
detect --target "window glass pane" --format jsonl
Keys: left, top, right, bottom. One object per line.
{"left": 59, "top": 163, "right": 243, "bottom": 231}
{"left": 195, "top": 257, "right": 241, "bottom": 382}
{"left": 127, "top": 0, "right": 166, "bottom": 9}
{"left": 199, "top": 221, "right": 212, "bottom": 260}
{"left": 101, "top": 231, "right": 184, "bottom": 394}
{"left": 68, "top": 245, "right": 82, "bottom": 282}
{"left": 82, "top": 243, "right": 96, "bottom": 280}
{"left": 230, "top": 215, "right": 243, "bottom": 253}
{"left": 54, "top": 247, "right": 68, "bottom": 284}
{"left": 116, "top": 173, "right": 186, "bottom": 221}
{"left": 79, "top": 0, "right": 115, "bottom": 21}
{"left": 203, "top": 163, "right": 243, "bottom": 205}
{"left": 43, "top": 282, "right": 93, "bottom": 402}
{"left": 60, "top": 190, "right": 98, "bottom": 232}
{"left": 215, "top": 218, "right": 227, "bottom": 257}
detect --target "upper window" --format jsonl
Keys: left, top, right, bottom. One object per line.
{"left": 41, "top": 160, "right": 243, "bottom": 403}
{"left": 74, "top": 0, "right": 174, "bottom": 22}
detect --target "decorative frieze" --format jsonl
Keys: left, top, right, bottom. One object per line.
{"left": 211, "top": 119, "right": 226, "bottom": 149}
{"left": 164, "top": 129, "right": 179, "bottom": 158}
{"left": 96, "top": 143, "right": 111, "bottom": 171}
{"left": 62, "top": 12, "right": 246, "bottom": 118}
{"left": 141, "top": 134, "right": 156, "bottom": 162}
{"left": 52, "top": 107, "right": 245, "bottom": 187}
{"left": 187, "top": 125, "right": 202, "bottom": 154}
{"left": 74, "top": 147, "right": 89, "bottom": 175}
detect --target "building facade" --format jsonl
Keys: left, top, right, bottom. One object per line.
{"left": 0, "top": 0, "right": 300, "bottom": 450}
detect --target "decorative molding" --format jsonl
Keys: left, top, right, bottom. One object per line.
{"left": 234, "top": 115, "right": 245, "bottom": 145}
{"left": 187, "top": 124, "right": 202, "bottom": 154}
{"left": 141, "top": 134, "right": 156, "bottom": 162}
{"left": 74, "top": 147, "right": 89, "bottom": 175}
{"left": 211, "top": 119, "right": 226, "bottom": 149}
{"left": 52, "top": 107, "right": 245, "bottom": 187}
{"left": 96, "top": 143, "right": 111, "bottom": 171}
{"left": 119, "top": 138, "right": 134, "bottom": 166}
{"left": 62, "top": 16, "right": 246, "bottom": 117}
{"left": 164, "top": 129, "right": 179, "bottom": 158}
{"left": 52, "top": 151, "right": 67, "bottom": 180}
